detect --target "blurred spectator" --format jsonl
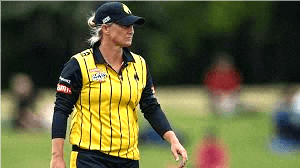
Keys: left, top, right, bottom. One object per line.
{"left": 203, "top": 52, "right": 244, "bottom": 117}
{"left": 10, "top": 72, "right": 41, "bottom": 130}
{"left": 193, "top": 127, "right": 230, "bottom": 168}
{"left": 269, "top": 84, "right": 300, "bottom": 154}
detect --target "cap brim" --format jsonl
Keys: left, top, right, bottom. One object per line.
{"left": 116, "top": 16, "right": 145, "bottom": 26}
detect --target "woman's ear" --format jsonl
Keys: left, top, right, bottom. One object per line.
{"left": 102, "top": 24, "right": 110, "bottom": 34}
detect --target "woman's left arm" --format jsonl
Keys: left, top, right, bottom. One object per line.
{"left": 163, "top": 131, "right": 188, "bottom": 168}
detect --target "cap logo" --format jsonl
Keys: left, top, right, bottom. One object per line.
{"left": 122, "top": 4, "right": 132, "bottom": 14}
{"left": 102, "top": 16, "right": 111, "bottom": 24}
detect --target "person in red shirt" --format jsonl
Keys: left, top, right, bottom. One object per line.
{"left": 194, "top": 134, "right": 230, "bottom": 168}
{"left": 203, "top": 52, "right": 243, "bottom": 116}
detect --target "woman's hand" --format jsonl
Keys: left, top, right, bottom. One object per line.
{"left": 51, "top": 156, "right": 66, "bottom": 168}
{"left": 163, "top": 131, "right": 188, "bottom": 168}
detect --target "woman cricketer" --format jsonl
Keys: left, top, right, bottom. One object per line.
{"left": 51, "top": 2, "right": 187, "bottom": 168}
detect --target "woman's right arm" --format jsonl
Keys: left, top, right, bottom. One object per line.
{"left": 51, "top": 58, "right": 82, "bottom": 168}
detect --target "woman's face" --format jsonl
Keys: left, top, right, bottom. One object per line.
{"left": 109, "top": 23, "right": 134, "bottom": 47}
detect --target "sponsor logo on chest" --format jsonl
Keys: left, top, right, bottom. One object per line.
{"left": 92, "top": 72, "right": 107, "bottom": 82}
{"left": 89, "top": 68, "right": 100, "bottom": 73}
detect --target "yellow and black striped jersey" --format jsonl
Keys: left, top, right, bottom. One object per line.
{"left": 52, "top": 42, "right": 172, "bottom": 160}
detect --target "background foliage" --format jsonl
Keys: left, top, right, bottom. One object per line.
{"left": 2, "top": 1, "right": 300, "bottom": 90}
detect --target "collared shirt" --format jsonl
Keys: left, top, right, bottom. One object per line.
{"left": 52, "top": 43, "right": 172, "bottom": 160}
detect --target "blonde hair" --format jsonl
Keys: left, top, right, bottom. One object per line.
{"left": 87, "top": 12, "right": 114, "bottom": 46}
{"left": 87, "top": 12, "right": 102, "bottom": 46}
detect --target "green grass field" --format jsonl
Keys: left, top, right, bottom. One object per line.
{"left": 2, "top": 85, "right": 300, "bottom": 168}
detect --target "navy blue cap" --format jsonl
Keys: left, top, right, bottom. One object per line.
{"left": 95, "top": 2, "right": 145, "bottom": 26}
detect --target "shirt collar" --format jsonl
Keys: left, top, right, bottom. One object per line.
{"left": 92, "top": 42, "right": 135, "bottom": 64}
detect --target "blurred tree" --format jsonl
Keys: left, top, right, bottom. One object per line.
{"left": 1, "top": 1, "right": 92, "bottom": 88}
{"left": 267, "top": 2, "right": 300, "bottom": 83}
{"left": 1, "top": 1, "right": 299, "bottom": 90}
